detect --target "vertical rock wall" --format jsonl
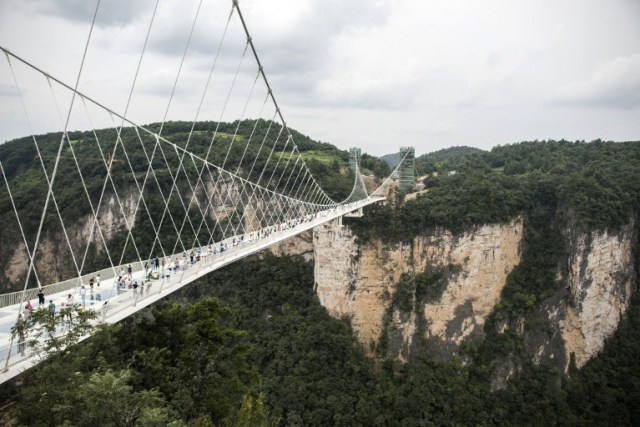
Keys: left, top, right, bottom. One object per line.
{"left": 560, "top": 223, "right": 636, "bottom": 369}
{"left": 313, "top": 216, "right": 637, "bottom": 370}
{"left": 313, "top": 218, "right": 524, "bottom": 357}
{"left": 3, "top": 191, "right": 138, "bottom": 287}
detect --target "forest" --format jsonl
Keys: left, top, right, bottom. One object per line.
{"left": 0, "top": 138, "right": 639, "bottom": 425}
{"left": 1, "top": 253, "right": 639, "bottom": 426}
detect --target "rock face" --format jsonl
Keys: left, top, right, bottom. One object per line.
{"left": 314, "top": 218, "right": 524, "bottom": 359}
{"left": 3, "top": 191, "right": 138, "bottom": 288}
{"left": 5, "top": 241, "right": 29, "bottom": 285}
{"left": 560, "top": 223, "right": 636, "bottom": 369}
{"left": 313, "top": 216, "right": 637, "bottom": 371}
{"left": 314, "top": 219, "right": 392, "bottom": 350}
{"left": 268, "top": 230, "right": 314, "bottom": 262}
{"left": 418, "top": 219, "right": 523, "bottom": 357}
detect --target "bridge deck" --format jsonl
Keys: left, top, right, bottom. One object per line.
{"left": 0, "top": 197, "right": 383, "bottom": 384}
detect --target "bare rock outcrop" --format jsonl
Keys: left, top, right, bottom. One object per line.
{"left": 313, "top": 215, "right": 636, "bottom": 371}
{"left": 313, "top": 218, "right": 524, "bottom": 359}
{"left": 560, "top": 223, "right": 635, "bottom": 369}
{"left": 3, "top": 190, "right": 138, "bottom": 288}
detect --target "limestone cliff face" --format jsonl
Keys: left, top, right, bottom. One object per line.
{"left": 313, "top": 216, "right": 637, "bottom": 371}
{"left": 268, "top": 230, "right": 314, "bottom": 262}
{"left": 314, "top": 218, "right": 524, "bottom": 359}
{"left": 417, "top": 220, "right": 523, "bottom": 357}
{"left": 559, "top": 223, "right": 635, "bottom": 369}
{"left": 5, "top": 241, "right": 29, "bottom": 285}
{"left": 314, "top": 220, "right": 394, "bottom": 350}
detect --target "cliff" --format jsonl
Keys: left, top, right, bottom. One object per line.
{"left": 314, "top": 218, "right": 524, "bottom": 360}
{"left": 312, "top": 216, "right": 637, "bottom": 372}
{"left": 563, "top": 225, "right": 636, "bottom": 366}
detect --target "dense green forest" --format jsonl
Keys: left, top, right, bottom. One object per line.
{"left": 0, "top": 136, "right": 638, "bottom": 425}
{"left": 415, "top": 146, "right": 486, "bottom": 175}
{"left": 353, "top": 139, "right": 640, "bottom": 239}
{"left": 0, "top": 119, "right": 356, "bottom": 233}
{"left": 380, "top": 146, "right": 484, "bottom": 171}
{"left": 1, "top": 254, "right": 639, "bottom": 426}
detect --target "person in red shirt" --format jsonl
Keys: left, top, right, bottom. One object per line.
{"left": 24, "top": 300, "right": 33, "bottom": 315}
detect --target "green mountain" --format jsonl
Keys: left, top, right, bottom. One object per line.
{"left": 0, "top": 120, "right": 388, "bottom": 292}
{"left": 381, "top": 145, "right": 486, "bottom": 174}
{"left": 1, "top": 137, "right": 639, "bottom": 426}
{"left": 415, "top": 145, "right": 486, "bottom": 175}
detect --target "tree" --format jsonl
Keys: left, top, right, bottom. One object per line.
{"left": 122, "top": 298, "right": 257, "bottom": 424}
{"left": 11, "top": 304, "right": 97, "bottom": 362}
{"left": 75, "top": 369, "right": 181, "bottom": 427}
{"left": 231, "top": 393, "right": 273, "bottom": 427}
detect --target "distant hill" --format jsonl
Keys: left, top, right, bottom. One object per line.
{"left": 416, "top": 146, "right": 485, "bottom": 175}
{"left": 381, "top": 146, "right": 485, "bottom": 174}
{"left": 418, "top": 146, "right": 485, "bottom": 162}
{"left": 379, "top": 152, "right": 401, "bottom": 168}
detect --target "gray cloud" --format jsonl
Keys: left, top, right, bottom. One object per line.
{"left": 553, "top": 54, "right": 640, "bottom": 109}
{"left": 1, "top": 0, "right": 639, "bottom": 157}
{"left": 0, "top": 84, "right": 18, "bottom": 98}
{"left": 26, "top": 0, "right": 153, "bottom": 27}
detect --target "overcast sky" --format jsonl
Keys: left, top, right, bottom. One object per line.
{"left": 0, "top": 0, "right": 638, "bottom": 156}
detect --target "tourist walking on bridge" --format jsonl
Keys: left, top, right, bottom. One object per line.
{"left": 96, "top": 275, "right": 102, "bottom": 301}
{"left": 37, "top": 289, "right": 45, "bottom": 307}
{"left": 65, "top": 294, "right": 74, "bottom": 323}
{"left": 80, "top": 285, "right": 87, "bottom": 307}
{"left": 24, "top": 301, "right": 33, "bottom": 317}
{"left": 16, "top": 313, "right": 27, "bottom": 356}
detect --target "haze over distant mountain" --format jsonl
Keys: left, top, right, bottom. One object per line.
{"left": 380, "top": 146, "right": 485, "bottom": 169}
{"left": 379, "top": 152, "right": 401, "bottom": 168}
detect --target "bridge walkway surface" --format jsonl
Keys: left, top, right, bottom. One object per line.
{"left": 0, "top": 197, "right": 383, "bottom": 384}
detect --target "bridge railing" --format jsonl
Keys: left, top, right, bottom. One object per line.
{"left": 0, "top": 200, "right": 383, "bottom": 312}
{"left": 0, "top": 244, "right": 233, "bottom": 371}
{"left": 0, "top": 261, "right": 146, "bottom": 310}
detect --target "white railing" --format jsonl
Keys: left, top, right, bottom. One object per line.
{"left": 0, "top": 261, "right": 147, "bottom": 309}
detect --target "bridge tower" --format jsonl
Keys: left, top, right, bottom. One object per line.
{"left": 349, "top": 147, "right": 362, "bottom": 174}
{"left": 345, "top": 147, "right": 365, "bottom": 218}
{"left": 398, "top": 146, "right": 415, "bottom": 193}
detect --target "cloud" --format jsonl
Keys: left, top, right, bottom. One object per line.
{"left": 1, "top": 0, "right": 639, "bottom": 156}
{"left": 0, "top": 84, "right": 18, "bottom": 98}
{"left": 25, "top": 0, "right": 154, "bottom": 27}
{"left": 554, "top": 54, "right": 640, "bottom": 109}
{"left": 241, "top": 0, "right": 394, "bottom": 103}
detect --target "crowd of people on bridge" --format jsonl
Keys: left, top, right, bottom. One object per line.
{"left": 10, "top": 209, "right": 349, "bottom": 359}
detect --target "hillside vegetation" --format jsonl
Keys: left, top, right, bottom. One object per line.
{"left": 2, "top": 254, "right": 640, "bottom": 426}
{"left": 0, "top": 136, "right": 638, "bottom": 425}
{"left": 355, "top": 139, "right": 640, "bottom": 238}
{"left": 0, "top": 121, "right": 389, "bottom": 291}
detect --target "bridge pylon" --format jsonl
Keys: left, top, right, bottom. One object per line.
{"left": 349, "top": 147, "right": 362, "bottom": 174}
{"left": 398, "top": 146, "right": 416, "bottom": 193}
